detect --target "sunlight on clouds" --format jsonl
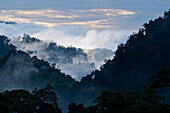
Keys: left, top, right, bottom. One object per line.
{"left": 33, "top": 22, "right": 57, "bottom": 27}
{"left": 116, "top": 9, "right": 136, "bottom": 15}
{"left": 90, "top": 9, "right": 135, "bottom": 15}
{"left": 0, "top": 9, "right": 136, "bottom": 29}
{"left": 0, "top": 14, "right": 30, "bottom": 23}
{"left": 1, "top": 10, "right": 78, "bottom": 19}
{"left": 72, "top": 9, "right": 136, "bottom": 16}
{"left": 34, "top": 19, "right": 113, "bottom": 28}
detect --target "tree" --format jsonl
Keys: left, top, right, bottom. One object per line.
{"left": 68, "top": 102, "right": 87, "bottom": 113}
{"left": 0, "top": 85, "right": 61, "bottom": 113}
{"left": 151, "top": 69, "right": 170, "bottom": 88}
{"left": 68, "top": 70, "right": 170, "bottom": 113}
{"left": 32, "top": 84, "right": 62, "bottom": 113}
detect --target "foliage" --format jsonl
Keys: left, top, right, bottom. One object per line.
{"left": 0, "top": 84, "right": 61, "bottom": 113}
{"left": 68, "top": 102, "right": 87, "bottom": 113}
{"left": 150, "top": 69, "right": 170, "bottom": 88}
{"left": 0, "top": 35, "right": 16, "bottom": 58}
{"left": 68, "top": 70, "right": 170, "bottom": 113}
{"left": 86, "top": 89, "right": 170, "bottom": 113}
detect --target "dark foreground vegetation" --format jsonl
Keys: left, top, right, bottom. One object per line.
{"left": 68, "top": 69, "right": 170, "bottom": 113}
{"left": 0, "top": 69, "right": 170, "bottom": 113}
{"left": 0, "top": 84, "right": 61, "bottom": 113}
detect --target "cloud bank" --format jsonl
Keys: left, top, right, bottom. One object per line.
{"left": 32, "top": 27, "right": 133, "bottom": 50}
{"left": 0, "top": 23, "right": 134, "bottom": 50}
{"left": 0, "top": 9, "right": 135, "bottom": 29}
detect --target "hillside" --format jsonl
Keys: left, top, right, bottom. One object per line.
{"left": 0, "top": 35, "right": 16, "bottom": 58}
{"left": 0, "top": 51, "right": 75, "bottom": 90}
{"left": 71, "top": 9, "right": 170, "bottom": 106}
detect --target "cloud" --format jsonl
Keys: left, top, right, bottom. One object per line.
{"left": 0, "top": 0, "right": 169, "bottom": 31}
{"left": 10, "top": 34, "right": 115, "bottom": 80}
{"left": 0, "top": 9, "right": 136, "bottom": 29}
{"left": 32, "top": 28, "right": 133, "bottom": 50}
{"left": 0, "top": 22, "right": 134, "bottom": 51}
{"left": 33, "top": 19, "right": 112, "bottom": 28}
{"left": 74, "top": 9, "right": 136, "bottom": 15}
{"left": 0, "top": 18, "right": 134, "bottom": 80}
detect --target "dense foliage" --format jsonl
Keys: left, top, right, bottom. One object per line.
{"left": 68, "top": 69, "right": 170, "bottom": 113}
{"left": 0, "top": 69, "right": 169, "bottom": 113}
{"left": 0, "top": 50, "right": 76, "bottom": 89}
{"left": 0, "top": 84, "right": 61, "bottom": 113}
{"left": 0, "top": 35, "right": 16, "bottom": 58}
{"left": 69, "top": 89, "right": 170, "bottom": 113}
{"left": 0, "top": 50, "right": 77, "bottom": 112}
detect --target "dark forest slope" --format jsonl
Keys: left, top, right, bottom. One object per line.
{"left": 73, "top": 9, "right": 170, "bottom": 106}
{"left": 0, "top": 51, "right": 76, "bottom": 91}
{"left": 0, "top": 36, "right": 76, "bottom": 111}
{"left": 0, "top": 36, "right": 16, "bottom": 58}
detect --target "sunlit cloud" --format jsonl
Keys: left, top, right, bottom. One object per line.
{"left": 0, "top": 9, "right": 136, "bottom": 29}
{"left": 0, "top": 14, "right": 30, "bottom": 23}
{"left": 34, "top": 21, "right": 58, "bottom": 27}
{"left": 81, "top": 9, "right": 136, "bottom": 16}
{"left": 34, "top": 19, "right": 113, "bottom": 28}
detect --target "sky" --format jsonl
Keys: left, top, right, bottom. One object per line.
{"left": 0, "top": 0, "right": 170, "bottom": 50}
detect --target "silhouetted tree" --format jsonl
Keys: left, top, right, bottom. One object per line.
{"left": 68, "top": 102, "right": 87, "bottom": 113}
{"left": 0, "top": 85, "right": 61, "bottom": 113}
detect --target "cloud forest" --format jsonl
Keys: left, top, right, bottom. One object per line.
{"left": 0, "top": 0, "right": 170, "bottom": 113}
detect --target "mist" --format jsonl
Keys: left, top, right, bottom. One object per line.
{"left": 10, "top": 35, "right": 114, "bottom": 80}
{"left": 0, "top": 22, "right": 134, "bottom": 80}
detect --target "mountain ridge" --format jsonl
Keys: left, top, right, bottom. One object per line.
{"left": 10, "top": 34, "right": 114, "bottom": 80}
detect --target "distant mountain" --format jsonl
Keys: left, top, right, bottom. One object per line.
{"left": 10, "top": 34, "right": 114, "bottom": 80}
{"left": 0, "top": 51, "right": 75, "bottom": 90}
{"left": 0, "top": 20, "right": 17, "bottom": 25}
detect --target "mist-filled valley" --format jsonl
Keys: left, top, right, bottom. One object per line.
{"left": 9, "top": 34, "right": 114, "bottom": 80}
{"left": 0, "top": 2, "right": 170, "bottom": 113}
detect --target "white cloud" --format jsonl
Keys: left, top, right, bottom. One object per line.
{"left": 0, "top": 9, "right": 136, "bottom": 29}
{"left": 32, "top": 27, "right": 133, "bottom": 50}
{"left": 0, "top": 23, "right": 134, "bottom": 51}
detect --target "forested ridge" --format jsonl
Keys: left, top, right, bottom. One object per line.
{"left": 0, "top": 35, "right": 16, "bottom": 58}
{"left": 0, "top": 9, "right": 170, "bottom": 112}
{"left": 10, "top": 34, "right": 113, "bottom": 80}
{"left": 76, "top": 9, "right": 170, "bottom": 95}
{"left": 66, "top": 9, "right": 170, "bottom": 110}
